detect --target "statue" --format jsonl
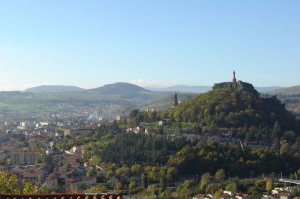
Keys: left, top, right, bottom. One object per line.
{"left": 232, "top": 70, "right": 237, "bottom": 83}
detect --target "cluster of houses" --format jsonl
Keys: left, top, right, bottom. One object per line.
{"left": 193, "top": 187, "right": 297, "bottom": 199}
{"left": 43, "top": 146, "right": 97, "bottom": 190}
{"left": 0, "top": 118, "right": 99, "bottom": 191}
{"left": 193, "top": 191, "right": 251, "bottom": 199}
{"left": 266, "top": 187, "right": 297, "bottom": 199}
{"left": 1, "top": 142, "right": 97, "bottom": 191}
{"left": 286, "top": 103, "right": 300, "bottom": 117}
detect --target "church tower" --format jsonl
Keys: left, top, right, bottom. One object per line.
{"left": 232, "top": 70, "right": 237, "bottom": 83}
{"left": 173, "top": 92, "right": 178, "bottom": 107}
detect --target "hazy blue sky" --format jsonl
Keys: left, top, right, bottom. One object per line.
{"left": 0, "top": 1, "right": 299, "bottom": 90}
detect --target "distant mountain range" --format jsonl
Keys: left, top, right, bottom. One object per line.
{"left": 1, "top": 82, "right": 300, "bottom": 119}
{"left": 24, "top": 84, "right": 287, "bottom": 94}
{"left": 256, "top": 86, "right": 284, "bottom": 93}
{"left": 265, "top": 85, "right": 300, "bottom": 95}
{"left": 26, "top": 85, "right": 85, "bottom": 93}
{"left": 22, "top": 83, "right": 300, "bottom": 97}
{"left": 25, "top": 83, "right": 148, "bottom": 94}
{"left": 0, "top": 83, "right": 171, "bottom": 118}
{"left": 146, "top": 85, "right": 283, "bottom": 93}
{"left": 88, "top": 82, "right": 147, "bottom": 94}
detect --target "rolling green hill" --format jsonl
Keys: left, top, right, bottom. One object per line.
{"left": 94, "top": 81, "right": 300, "bottom": 182}
{"left": 265, "top": 85, "right": 300, "bottom": 95}
{"left": 263, "top": 85, "right": 300, "bottom": 118}
{"left": 0, "top": 83, "right": 171, "bottom": 117}
{"left": 165, "top": 83, "right": 298, "bottom": 131}
{"left": 132, "top": 81, "right": 300, "bottom": 135}
{"left": 26, "top": 85, "right": 85, "bottom": 92}
{"left": 88, "top": 82, "right": 147, "bottom": 94}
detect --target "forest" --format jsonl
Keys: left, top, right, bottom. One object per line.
{"left": 53, "top": 87, "right": 300, "bottom": 198}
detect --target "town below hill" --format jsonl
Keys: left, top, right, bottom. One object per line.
{"left": 0, "top": 75, "right": 300, "bottom": 198}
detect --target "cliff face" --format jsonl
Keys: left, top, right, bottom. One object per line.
{"left": 213, "top": 81, "right": 259, "bottom": 96}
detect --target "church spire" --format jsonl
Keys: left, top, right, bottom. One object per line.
{"left": 173, "top": 92, "right": 178, "bottom": 107}
{"left": 232, "top": 70, "right": 237, "bottom": 83}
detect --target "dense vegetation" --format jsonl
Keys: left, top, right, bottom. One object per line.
{"left": 54, "top": 86, "right": 300, "bottom": 198}
{"left": 101, "top": 132, "right": 190, "bottom": 164}
{"left": 73, "top": 124, "right": 300, "bottom": 198}
{"left": 0, "top": 171, "right": 37, "bottom": 194}
{"left": 264, "top": 86, "right": 300, "bottom": 117}
{"left": 168, "top": 138, "right": 300, "bottom": 177}
{"left": 166, "top": 88, "right": 298, "bottom": 130}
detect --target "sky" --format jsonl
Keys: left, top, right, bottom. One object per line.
{"left": 0, "top": 0, "right": 299, "bottom": 91}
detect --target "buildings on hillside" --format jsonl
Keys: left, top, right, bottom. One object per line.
{"left": 10, "top": 152, "right": 41, "bottom": 165}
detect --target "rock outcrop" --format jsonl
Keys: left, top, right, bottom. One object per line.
{"left": 213, "top": 81, "right": 259, "bottom": 96}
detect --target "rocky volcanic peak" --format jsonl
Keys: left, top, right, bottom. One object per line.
{"left": 213, "top": 81, "right": 259, "bottom": 96}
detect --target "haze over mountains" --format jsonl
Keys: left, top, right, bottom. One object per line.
{"left": 88, "top": 82, "right": 147, "bottom": 94}
{"left": 265, "top": 85, "right": 300, "bottom": 95}
{"left": 25, "top": 83, "right": 286, "bottom": 94}
{"left": 0, "top": 82, "right": 298, "bottom": 120}
{"left": 147, "top": 85, "right": 284, "bottom": 93}
{"left": 26, "top": 85, "right": 85, "bottom": 93}
{"left": 0, "top": 83, "right": 171, "bottom": 119}
{"left": 146, "top": 85, "right": 212, "bottom": 93}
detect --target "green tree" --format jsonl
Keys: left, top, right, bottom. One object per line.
{"left": 91, "top": 155, "right": 101, "bottom": 166}
{"left": 265, "top": 179, "right": 273, "bottom": 193}
{"left": 214, "top": 189, "right": 223, "bottom": 199}
{"left": 149, "top": 166, "right": 159, "bottom": 182}
{"left": 159, "top": 189, "right": 172, "bottom": 199}
{"left": 146, "top": 184, "right": 159, "bottom": 199}
{"left": 85, "top": 184, "right": 107, "bottom": 193}
{"left": 23, "top": 182, "right": 38, "bottom": 194}
{"left": 272, "top": 121, "right": 281, "bottom": 138}
{"left": 0, "top": 171, "right": 19, "bottom": 193}
{"left": 116, "top": 166, "right": 131, "bottom": 177}
{"left": 129, "top": 177, "right": 137, "bottom": 193}
{"left": 176, "top": 181, "right": 192, "bottom": 199}
{"left": 199, "top": 172, "right": 211, "bottom": 193}
{"left": 0, "top": 171, "right": 37, "bottom": 194}
{"left": 87, "top": 168, "right": 96, "bottom": 177}
{"left": 215, "top": 169, "right": 225, "bottom": 182}
{"left": 280, "top": 140, "right": 290, "bottom": 154}
{"left": 130, "top": 109, "right": 140, "bottom": 118}
{"left": 225, "top": 181, "right": 238, "bottom": 192}
{"left": 205, "top": 183, "right": 218, "bottom": 194}
{"left": 166, "top": 167, "right": 177, "bottom": 184}
{"left": 131, "top": 164, "right": 143, "bottom": 176}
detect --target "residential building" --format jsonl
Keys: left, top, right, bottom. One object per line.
{"left": 10, "top": 152, "right": 41, "bottom": 165}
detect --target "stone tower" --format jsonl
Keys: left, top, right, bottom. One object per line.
{"left": 174, "top": 92, "right": 178, "bottom": 107}
{"left": 213, "top": 70, "right": 259, "bottom": 96}
{"left": 232, "top": 70, "right": 237, "bottom": 83}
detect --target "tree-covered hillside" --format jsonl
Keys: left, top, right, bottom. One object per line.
{"left": 166, "top": 88, "right": 298, "bottom": 131}
{"left": 54, "top": 84, "right": 300, "bottom": 198}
